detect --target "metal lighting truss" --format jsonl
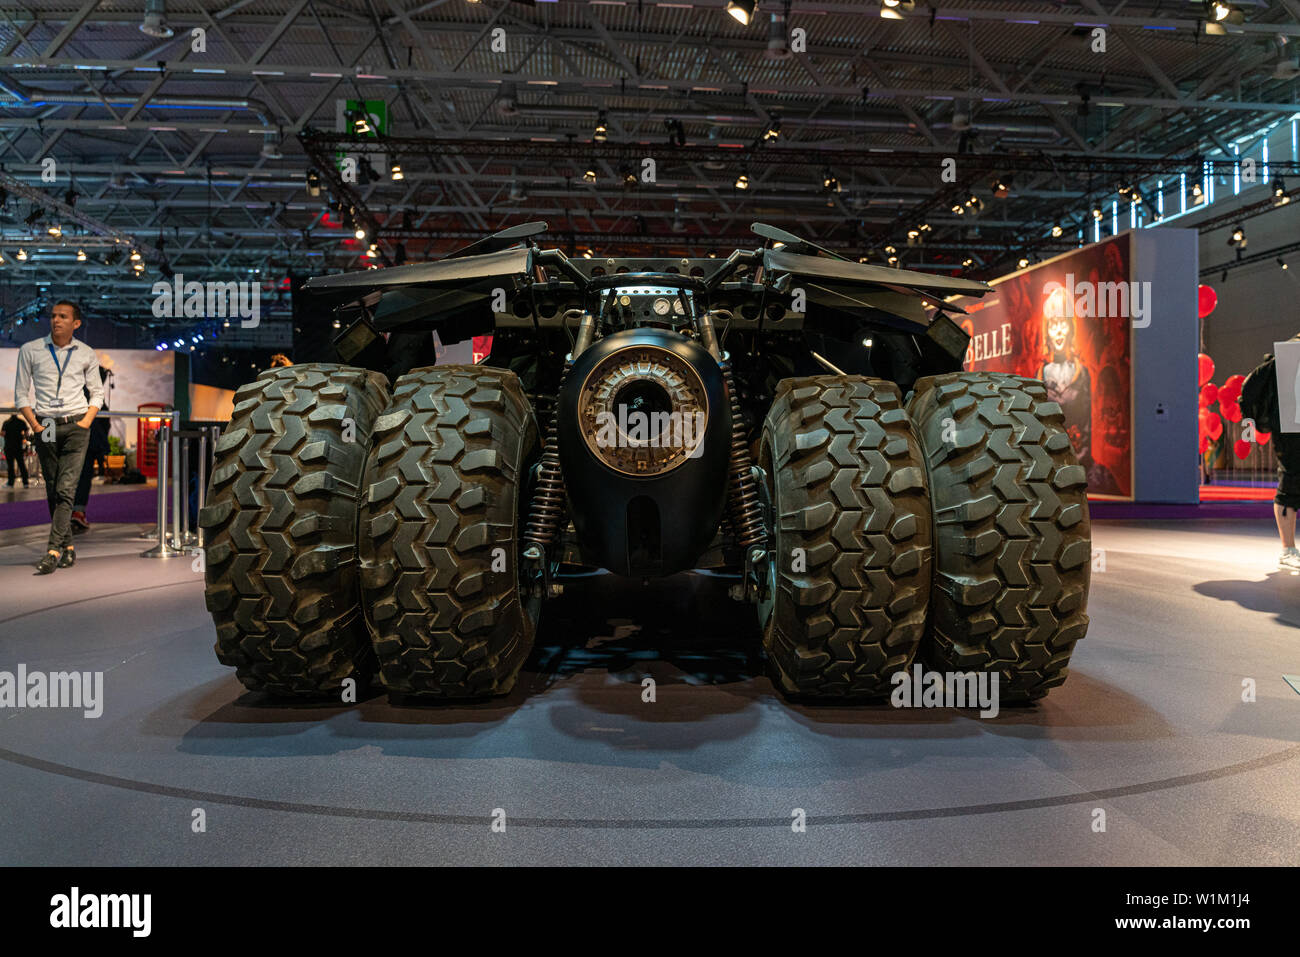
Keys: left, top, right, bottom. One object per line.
{"left": 0, "top": 0, "right": 1298, "bottom": 314}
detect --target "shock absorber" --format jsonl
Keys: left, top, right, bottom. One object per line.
{"left": 522, "top": 310, "right": 595, "bottom": 554}
{"left": 719, "top": 354, "right": 767, "bottom": 551}
{"left": 523, "top": 359, "right": 570, "bottom": 550}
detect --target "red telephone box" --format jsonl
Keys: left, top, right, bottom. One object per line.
{"left": 137, "top": 403, "right": 171, "bottom": 478}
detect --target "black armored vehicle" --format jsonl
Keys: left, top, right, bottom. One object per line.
{"left": 200, "top": 222, "right": 1090, "bottom": 703}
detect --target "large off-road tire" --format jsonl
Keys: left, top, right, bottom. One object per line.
{"left": 359, "top": 365, "right": 540, "bottom": 699}
{"left": 758, "top": 376, "right": 933, "bottom": 698}
{"left": 907, "top": 372, "right": 1090, "bottom": 702}
{"left": 201, "top": 363, "right": 390, "bottom": 696}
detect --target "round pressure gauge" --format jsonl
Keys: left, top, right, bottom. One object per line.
{"left": 652, "top": 297, "right": 672, "bottom": 316}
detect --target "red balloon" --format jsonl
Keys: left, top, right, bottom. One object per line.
{"left": 1234, "top": 439, "right": 1253, "bottom": 460}
{"left": 1257, "top": 430, "right": 1272, "bottom": 445}
{"left": 1200, "top": 435, "right": 1211, "bottom": 455}
{"left": 1199, "top": 383, "right": 1219, "bottom": 407}
{"left": 1206, "top": 412, "right": 1224, "bottom": 439}
{"left": 1221, "top": 400, "right": 1242, "bottom": 423}
{"left": 1197, "top": 353, "right": 1215, "bottom": 387}
{"left": 1220, "top": 374, "right": 1245, "bottom": 403}
{"left": 1198, "top": 284, "right": 1218, "bottom": 319}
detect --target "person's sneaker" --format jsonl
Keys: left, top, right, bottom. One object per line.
{"left": 70, "top": 510, "right": 89, "bottom": 531}
{"left": 35, "top": 552, "right": 59, "bottom": 575}
{"left": 58, "top": 547, "right": 75, "bottom": 568}
{"left": 1280, "top": 547, "right": 1300, "bottom": 569}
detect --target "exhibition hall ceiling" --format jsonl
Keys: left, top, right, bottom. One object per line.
{"left": 0, "top": 0, "right": 1298, "bottom": 320}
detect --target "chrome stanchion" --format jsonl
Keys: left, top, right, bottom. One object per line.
{"left": 170, "top": 414, "right": 181, "bottom": 550}
{"left": 179, "top": 433, "right": 196, "bottom": 546}
{"left": 196, "top": 429, "right": 209, "bottom": 548}
{"left": 141, "top": 420, "right": 181, "bottom": 558}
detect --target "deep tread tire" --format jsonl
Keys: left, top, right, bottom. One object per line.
{"left": 201, "top": 363, "right": 390, "bottom": 696}
{"left": 907, "top": 372, "right": 1090, "bottom": 702}
{"left": 758, "top": 376, "right": 933, "bottom": 698}
{"left": 359, "top": 365, "right": 540, "bottom": 698}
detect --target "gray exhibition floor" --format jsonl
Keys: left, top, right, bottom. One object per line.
{"left": 1, "top": 517, "right": 1298, "bottom": 866}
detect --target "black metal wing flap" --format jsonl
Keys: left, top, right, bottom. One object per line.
{"left": 763, "top": 247, "right": 991, "bottom": 297}
{"left": 302, "top": 246, "right": 532, "bottom": 295}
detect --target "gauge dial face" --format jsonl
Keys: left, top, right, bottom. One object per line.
{"left": 652, "top": 297, "right": 672, "bottom": 316}
{"left": 673, "top": 297, "right": 686, "bottom": 316}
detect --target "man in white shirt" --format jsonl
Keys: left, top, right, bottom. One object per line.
{"left": 13, "top": 301, "right": 103, "bottom": 574}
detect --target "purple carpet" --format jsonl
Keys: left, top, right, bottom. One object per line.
{"left": 1088, "top": 500, "right": 1273, "bottom": 521}
{"left": 0, "top": 488, "right": 158, "bottom": 531}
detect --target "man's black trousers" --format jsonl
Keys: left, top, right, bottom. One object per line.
{"left": 35, "top": 422, "right": 89, "bottom": 552}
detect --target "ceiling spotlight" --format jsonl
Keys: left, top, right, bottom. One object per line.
{"left": 496, "top": 81, "right": 519, "bottom": 116}
{"left": 390, "top": 163, "right": 403, "bottom": 181}
{"left": 887, "top": 255, "right": 898, "bottom": 266}
{"left": 726, "top": 0, "right": 758, "bottom": 26}
{"left": 350, "top": 108, "right": 371, "bottom": 135}
{"left": 129, "top": 249, "right": 142, "bottom": 261}
{"left": 991, "top": 176, "right": 1011, "bottom": 199}
{"left": 1192, "top": 182, "right": 1205, "bottom": 201}
{"left": 1274, "top": 177, "right": 1290, "bottom": 205}
{"left": 354, "top": 226, "right": 367, "bottom": 240}
{"left": 1018, "top": 257, "right": 1030, "bottom": 269}
{"left": 735, "top": 172, "right": 750, "bottom": 190}
{"left": 1228, "top": 224, "right": 1246, "bottom": 248}
{"left": 962, "top": 257, "right": 974, "bottom": 267}
{"left": 16, "top": 248, "right": 27, "bottom": 261}
{"left": 1279, "top": 257, "right": 1288, "bottom": 270}
{"left": 306, "top": 170, "right": 322, "bottom": 197}
{"left": 582, "top": 249, "right": 593, "bottom": 259}
{"left": 1051, "top": 224, "right": 1063, "bottom": 238}
{"left": 821, "top": 168, "right": 840, "bottom": 193}
{"left": 139, "top": 0, "right": 174, "bottom": 38}
{"left": 951, "top": 203, "right": 964, "bottom": 215}
{"left": 763, "top": 117, "right": 782, "bottom": 142}
{"left": 884, "top": 244, "right": 896, "bottom": 255}
{"left": 594, "top": 111, "right": 608, "bottom": 143}
{"left": 1091, "top": 203, "right": 1104, "bottom": 221}
{"left": 880, "top": 0, "right": 915, "bottom": 20}
{"left": 47, "top": 225, "right": 62, "bottom": 238}
{"left": 583, "top": 163, "right": 598, "bottom": 184}
{"left": 708, "top": 250, "right": 719, "bottom": 258}
{"left": 365, "top": 244, "right": 377, "bottom": 258}
{"left": 1211, "top": 2, "right": 1245, "bottom": 25}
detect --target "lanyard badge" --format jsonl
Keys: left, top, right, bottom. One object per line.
{"left": 45, "top": 343, "right": 72, "bottom": 396}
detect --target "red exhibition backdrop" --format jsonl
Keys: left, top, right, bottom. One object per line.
{"left": 953, "top": 234, "right": 1134, "bottom": 498}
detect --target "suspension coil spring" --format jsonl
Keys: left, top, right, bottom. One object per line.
{"left": 720, "top": 356, "right": 767, "bottom": 550}
{"left": 523, "top": 361, "right": 571, "bottom": 549}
